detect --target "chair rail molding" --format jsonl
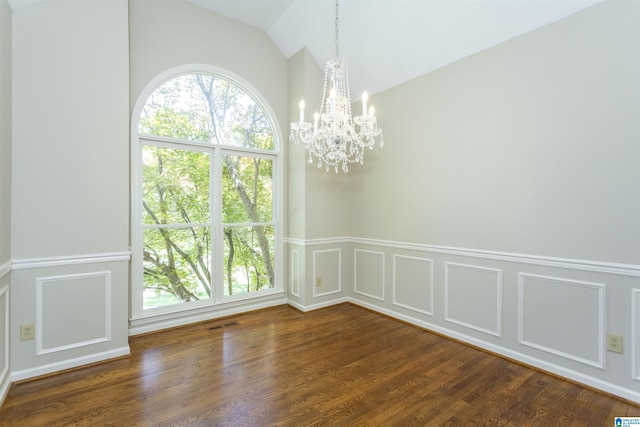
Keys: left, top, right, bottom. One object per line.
{"left": 349, "top": 237, "right": 640, "bottom": 276}
{"left": 12, "top": 252, "right": 131, "bottom": 270}
{"left": 0, "top": 260, "right": 10, "bottom": 280}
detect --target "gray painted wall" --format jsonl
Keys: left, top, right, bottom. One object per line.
{"left": 341, "top": 0, "right": 640, "bottom": 401}
{"left": 128, "top": 0, "right": 289, "bottom": 334}
{"left": 1, "top": 0, "right": 638, "bottom": 405}
{"left": 287, "top": 48, "right": 352, "bottom": 308}
{"left": 0, "top": 0, "right": 11, "bottom": 404}
{"left": 10, "top": 0, "right": 130, "bottom": 378}
{"left": 129, "top": 0, "right": 287, "bottom": 130}
{"left": 11, "top": 1, "right": 130, "bottom": 258}
{"left": 349, "top": 0, "right": 640, "bottom": 265}
{"left": 0, "top": 0, "right": 10, "bottom": 268}
{"left": 290, "top": 0, "right": 640, "bottom": 402}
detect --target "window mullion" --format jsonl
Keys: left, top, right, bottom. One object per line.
{"left": 212, "top": 146, "right": 224, "bottom": 303}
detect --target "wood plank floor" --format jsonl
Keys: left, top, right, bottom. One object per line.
{"left": 1, "top": 304, "right": 638, "bottom": 426}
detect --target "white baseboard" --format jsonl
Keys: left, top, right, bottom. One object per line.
{"left": 0, "top": 365, "right": 11, "bottom": 407}
{"left": 287, "top": 297, "right": 350, "bottom": 312}
{"left": 11, "top": 346, "right": 131, "bottom": 382}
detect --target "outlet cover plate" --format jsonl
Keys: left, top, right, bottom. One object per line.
{"left": 20, "top": 324, "right": 35, "bottom": 341}
{"left": 606, "top": 333, "right": 623, "bottom": 354}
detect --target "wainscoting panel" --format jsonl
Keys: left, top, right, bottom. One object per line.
{"left": 393, "top": 255, "right": 433, "bottom": 316}
{"left": 445, "top": 262, "right": 502, "bottom": 337}
{"left": 354, "top": 249, "right": 385, "bottom": 301}
{"left": 518, "top": 273, "right": 605, "bottom": 369}
{"left": 11, "top": 254, "right": 130, "bottom": 382}
{"left": 633, "top": 288, "right": 640, "bottom": 381}
{"left": 313, "top": 249, "right": 341, "bottom": 298}
{"left": 290, "top": 250, "right": 300, "bottom": 298}
{"left": 36, "top": 271, "right": 111, "bottom": 355}
{"left": 291, "top": 237, "right": 640, "bottom": 402}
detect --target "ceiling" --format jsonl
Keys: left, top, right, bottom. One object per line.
{"left": 192, "top": 0, "right": 604, "bottom": 97}
{"left": 9, "top": 0, "right": 605, "bottom": 98}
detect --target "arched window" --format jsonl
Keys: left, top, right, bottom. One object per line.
{"left": 131, "top": 67, "right": 282, "bottom": 320}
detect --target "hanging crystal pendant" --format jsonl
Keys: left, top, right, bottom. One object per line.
{"left": 289, "top": 0, "right": 383, "bottom": 173}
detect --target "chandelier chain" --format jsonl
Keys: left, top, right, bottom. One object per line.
{"left": 335, "top": 0, "right": 340, "bottom": 57}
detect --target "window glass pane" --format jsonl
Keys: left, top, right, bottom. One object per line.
{"left": 143, "top": 227, "right": 211, "bottom": 309}
{"left": 222, "top": 155, "right": 273, "bottom": 224}
{"left": 139, "top": 75, "right": 274, "bottom": 150}
{"left": 142, "top": 145, "right": 210, "bottom": 225}
{"left": 223, "top": 225, "right": 274, "bottom": 296}
{"left": 135, "top": 71, "right": 280, "bottom": 317}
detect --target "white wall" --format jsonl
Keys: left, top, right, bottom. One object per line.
{"left": 10, "top": 0, "right": 130, "bottom": 378}
{"left": 0, "top": 0, "right": 11, "bottom": 404}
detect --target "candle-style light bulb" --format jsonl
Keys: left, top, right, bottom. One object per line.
{"left": 369, "top": 105, "right": 375, "bottom": 116}
{"left": 313, "top": 112, "right": 319, "bottom": 133}
{"left": 362, "top": 91, "right": 368, "bottom": 116}
{"left": 298, "top": 98, "right": 305, "bottom": 124}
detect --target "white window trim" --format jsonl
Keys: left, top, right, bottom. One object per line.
{"left": 130, "top": 64, "right": 284, "bottom": 322}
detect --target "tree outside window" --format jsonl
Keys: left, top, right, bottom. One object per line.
{"left": 137, "top": 73, "right": 277, "bottom": 310}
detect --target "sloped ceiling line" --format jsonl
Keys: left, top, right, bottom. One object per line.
{"left": 193, "top": 0, "right": 604, "bottom": 97}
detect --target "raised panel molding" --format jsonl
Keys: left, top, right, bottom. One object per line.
{"left": 354, "top": 249, "right": 385, "bottom": 301}
{"left": 445, "top": 262, "right": 502, "bottom": 337}
{"left": 518, "top": 273, "right": 605, "bottom": 369}
{"left": 312, "top": 249, "right": 342, "bottom": 298}
{"left": 36, "top": 271, "right": 112, "bottom": 355}
{"left": 633, "top": 288, "right": 640, "bottom": 381}
{"left": 392, "top": 255, "right": 433, "bottom": 316}
{"left": 290, "top": 250, "right": 300, "bottom": 297}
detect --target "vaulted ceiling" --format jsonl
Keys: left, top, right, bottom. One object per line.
{"left": 9, "top": 0, "right": 605, "bottom": 97}
{"left": 192, "top": 0, "right": 604, "bottom": 97}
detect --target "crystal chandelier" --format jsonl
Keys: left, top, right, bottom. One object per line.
{"left": 290, "top": 0, "right": 383, "bottom": 173}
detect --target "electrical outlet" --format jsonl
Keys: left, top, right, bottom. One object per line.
{"left": 315, "top": 277, "right": 322, "bottom": 287}
{"left": 606, "top": 333, "right": 623, "bottom": 354}
{"left": 20, "top": 324, "right": 35, "bottom": 341}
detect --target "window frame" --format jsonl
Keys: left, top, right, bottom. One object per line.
{"left": 130, "top": 65, "right": 283, "bottom": 321}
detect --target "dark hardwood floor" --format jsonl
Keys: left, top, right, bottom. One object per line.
{"left": 1, "top": 303, "right": 638, "bottom": 426}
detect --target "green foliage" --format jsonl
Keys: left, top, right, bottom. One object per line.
{"left": 139, "top": 73, "right": 276, "bottom": 308}
{"left": 142, "top": 146, "right": 210, "bottom": 225}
